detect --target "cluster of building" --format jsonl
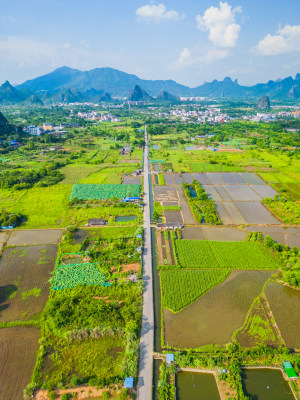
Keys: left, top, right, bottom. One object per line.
{"left": 242, "top": 111, "right": 300, "bottom": 122}
{"left": 76, "top": 111, "right": 120, "bottom": 122}
{"left": 24, "top": 122, "right": 78, "bottom": 136}
{"left": 167, "top": 107, "right": 229, "bottom": 123}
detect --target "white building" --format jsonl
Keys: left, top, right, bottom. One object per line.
{"left": 25, "top": 125, "right": 43, "bottom": 136}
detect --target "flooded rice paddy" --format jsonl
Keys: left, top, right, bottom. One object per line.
{"left": 265, "top": 282, "right": 300, "bottom": 349}
{"left": 156, "top": 172, "right": 281, "bottom": 225}
{"left": 0, "top": 244, "right": 58, "bottom": 322}
{"left": 6, "top": 229, "right": 63, "bottom": 246}
{"left": 181, "top": 226, "right": 247, "bottom": 241}
{"left": 242, "top": 368, "right": 294, "bottom": 400}
{"left": 176, "top": 372, "right": 220, "bottom": 400}
{"left": 164, "top": 270, "right": 272, "bottom": 348}
{"left": 0, "top": 327, "right": 40, "bottom": 400}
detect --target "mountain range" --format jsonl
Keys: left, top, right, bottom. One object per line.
{"left": 0, "top": 67, "right": 299, "bottom": 104}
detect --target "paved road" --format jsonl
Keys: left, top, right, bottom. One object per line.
{"left": 137, "top": 125, "right": 154, "bottom": 400}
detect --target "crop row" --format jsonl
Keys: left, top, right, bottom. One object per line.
{"left": 70, "top": 183, "right": 141, "bottom": 200}
{"left": 52, "top": 263, "right": 107, "bottom": 289}
{"left": 160, "top": 269, "right": 231, "bottom": 312}
{"left": 176, "top": 240, "right": 281, "bottom": 270}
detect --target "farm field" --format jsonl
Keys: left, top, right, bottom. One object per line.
{"left": 70, "top": 183, "right": 141, "bottom": 200}
{"left": 41, "top": 336, "right": 125, "bottom": 388}
{"left": 175, "top": 240, "right": 280, "bottom": 269}
{"left": 0, "top": 244, "right": 58, "bottom": 322}
{"left": 6, "top": 229, "right": 63, "bottom": 246}
{"left": 236, "top": 296, "right": 282, "bottom": 347}
{"left": 0, "top": 183, "right": 142, "bottom": 228}
{"left": 0, "top": 327, "right": 40, "bottom": 400}
{"left": 155, "top": 171, "right": 281, "bottom": 225}
{"left": 265, "top": 282, "right": 300, "bottom": 349}
{"left": 164, "top": 270, "right": 273, "bottom": 348}
{"left": 160, "top": 269, "right": 231, "bottom": 312}
{"left": 245, "top": 226, "right": 300, "bottom": 248}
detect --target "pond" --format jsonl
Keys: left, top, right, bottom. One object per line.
{"left": 115, "top": 215, "right": 137, "bottom": 222}
{"left": 153, "top": 144, "right": 160, "bottom": 149}
{"left": 176, "top": 372, "right": 220, "bottom": 400}
{"left": 189, "top": 187, "right": 197, "bottom": 198}
{"left": 242, "top": 368, "right": 295, "bottom": 400}
{"left": 153, "top": 164, "right": 159, "bottom": 172}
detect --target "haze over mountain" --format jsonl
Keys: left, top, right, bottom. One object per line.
{"left": 15, "top": 67, "right": 300, "bottom": 100}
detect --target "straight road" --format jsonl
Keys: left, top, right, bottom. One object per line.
{"left": 137, "top": 125, "right": 154, "bottom": 400}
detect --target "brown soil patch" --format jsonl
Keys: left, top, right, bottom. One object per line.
{"left": 218, "top": 379, "right": 236, "bottom": 399}
{"left": 111, "top": 263, "right": 140, "bottom": 273}
{"left": 34, "top": 385, "right": 121, "bottom": 400}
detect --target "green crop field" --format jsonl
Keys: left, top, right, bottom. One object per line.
{"left": 70, "top": 183, "right": 141, "bottom": 200}
{"left": 176, "top": 240, "right": 280, "bottom": 269}
{"left": 176, "top": 240, "right": 219, "bottom": 268}
{"left": 52, "top": 263, "right": 107, "bottom": 289}
{"left": 160, "top": 269, "right": 231, "bottom": 312}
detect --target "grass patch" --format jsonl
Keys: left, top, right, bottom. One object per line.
{"left": 158, "top": 174, "right": 165, "bottom": 185}
{"left": 22, "top": 287, "right": 41, "bottom": 300}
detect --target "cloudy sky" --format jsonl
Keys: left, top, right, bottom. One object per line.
{"left": 0, "top": 0, "right": 300, "bottom": 86}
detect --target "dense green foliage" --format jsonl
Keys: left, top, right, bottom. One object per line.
{"left": 176, "top": 240, "right": 280, "bottom": 269}
{"left": 160, "top": 269, "right": 231, "bottom": 312}
{"left": 0, "top": 162, "right": 64, "bottom": 190}
{"left": 70, "top": 183, "right": 141, "bottom": 200}
{"left": 183, "top": 180, "right": 221, "bottom": 224}
{"left": 0, "top": 209, "right": 23, "bottom": 227}
{"left": 264, "top": 192, "right": 300, "bottom": 224}
{"left": 157, "top": 362, "right": 175, "bottom": 400}
{"left": 51, "top": 263, "right": 107, "bottom": 289}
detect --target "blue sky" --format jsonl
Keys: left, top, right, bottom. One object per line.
{"left": 0, "top": 0, "right": 300, "bottom": 86}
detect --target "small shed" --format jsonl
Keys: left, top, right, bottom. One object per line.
{"left": 124, "top": 377, "right": 134, "bottom": 388}
{"left": 283, "top": 362, "right": 298, "bottom": 380}
{"left": 166, "top": 353, "right": 174, "bottom": 364}
{"left": 88, "top": 218, "right": 107, "bottom": 226}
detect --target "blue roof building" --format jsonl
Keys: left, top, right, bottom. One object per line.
{"left": 166, "top": 353, "right": 174, "bottom": 364}
{"left": 124, "top": 377, "right": 134, "bottom": 388}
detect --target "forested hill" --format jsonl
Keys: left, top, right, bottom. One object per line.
{"left": 16, "top": 67, "right": 300, "bottom": 99}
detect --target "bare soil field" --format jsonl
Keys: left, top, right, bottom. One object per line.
{"left": 164, "top": 174, "right": 175, "bottom": 185}
{"left": 0, "top": 327, "right": 40, "bottom": 400}
{"left": 153, "top": 185, "right": 178, "bottom": 202}
{"left": 122, "top": 176, "right": 141, "bottom": 185}
{"left": 164, "top": 270, "right": 272, "bottom": 348}
{"left": 0, "top": 244, "right": 58, "bottom": 322}
{"left": 164, "top": 211, "right": 183, "bottom": 224}
{"left": 7, "top": 229, "right": 63, "bottom": 246}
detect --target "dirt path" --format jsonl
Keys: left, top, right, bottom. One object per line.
{"left": 34, "top": 386, "right": 120, "bottom": 400}
{"left": 156, "top": 231, "right": 164, "bottom": 265}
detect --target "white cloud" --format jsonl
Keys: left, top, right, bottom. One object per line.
{"left": 136, "top": 3, "right": 183, "bottom": 22}
{"left": 176, "top": 47, "right": 229, "bottom": 67}
{"left": 255, "top": 24, "right": 300, "bottom": 55}
{"left": 196, "top": 1, "right": 241, "bottom": 48}
{"left": 178, "top": 48, "right": 192, "bottom": 66}
{"left": 0, "top": 36, "right": 125, "bottom": 77}
{"left": 205, "top": 48, "right": 229, "bottom": 62}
